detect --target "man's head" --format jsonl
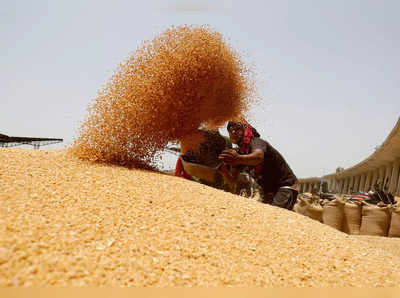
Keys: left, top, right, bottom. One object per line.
{"left": 227, "top": 121, "right": 245, "bottom": 145}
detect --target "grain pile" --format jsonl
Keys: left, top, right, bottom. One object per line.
{"left": 355, "top": 236, "right": 400, "bottom": 259}
{"left": 2, "top": 148, "right": 400, "bottom": 286}
{"left": 71, "top": 25, "right": 253, "bottom": 169}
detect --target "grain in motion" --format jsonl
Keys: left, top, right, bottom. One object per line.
{"left": 71, "top": 25, "right": 253, "bottom": 169}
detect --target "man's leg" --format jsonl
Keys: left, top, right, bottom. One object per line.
{"left": 271, "top": 188, "right": 298, "bottom": 210}
{"left": 261, "top": 192, "right": 274, "bottom": 205}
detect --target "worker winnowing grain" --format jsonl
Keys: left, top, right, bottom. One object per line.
{"left": 174, "top": 128, "right": 262, "bottom": 198}
{"left": 219, "top": 120, "right": 298, "bottom": 210}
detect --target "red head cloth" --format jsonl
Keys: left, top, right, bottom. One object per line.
{"left": 227, "top": 120, "right": 259, "bottom": 154}
{"left": 240, "top": 126, "right": 254, "bottom": 154}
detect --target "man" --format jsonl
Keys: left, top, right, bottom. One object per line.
{"left": 218, "top": 121, "right": 298, "bottom": 210}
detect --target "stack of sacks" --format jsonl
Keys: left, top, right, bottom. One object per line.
{"left": 293, "top": 195, "right": 346, "bottom": 230}
{"left": 293, "top": 195, "right": 323, "bottom": 223}
{"left": 293, "top": 195, "right": 400, "bottom": 238}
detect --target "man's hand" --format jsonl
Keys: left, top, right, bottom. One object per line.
{"left": 218, "top": 149, "right": 242, "bottom": 165}
{"left": 219, "top": 148, "right": 264, "bottom": 167}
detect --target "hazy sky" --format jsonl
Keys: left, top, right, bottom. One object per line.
{"left": 1, "top": 0, "right": 399, "bottom": 178}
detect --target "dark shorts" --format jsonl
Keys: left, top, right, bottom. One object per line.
{"left": 262, "top": 188, "right": 298, "bottom": 210}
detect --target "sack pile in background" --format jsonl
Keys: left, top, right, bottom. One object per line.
{"left": 294, "top": 194, "right": 400, "bottom": 237}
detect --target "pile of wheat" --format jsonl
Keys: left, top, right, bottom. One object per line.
{"left": 71, "top": 25, "right": 253, "bottom": 169}
{"left": 2, "top": 148, "right": 400, "bottom": 286}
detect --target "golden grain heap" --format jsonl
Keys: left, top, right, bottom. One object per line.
{"left": 71, "top": 25, "right": 253, "bottom": 168}
{"left": 3, "top": 148, "right": 400, "bottom": 286}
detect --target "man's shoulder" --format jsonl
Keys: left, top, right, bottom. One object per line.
{"left": 250, "top": 137, "right": 269, "bottom": 150}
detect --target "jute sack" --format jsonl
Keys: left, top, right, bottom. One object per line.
{"left": 388, "top": 206, "right": 400, "bottom": 238}
{"left": 322, "top": 198, "right": 345, "bottom": 231}
{"left": 360, "top": 203, "right": 391, "bottom": 237}
{"left": 342, "top": 201, "right": 362, "bottom": 235}
{"left": 293, "top": 196, "right": 323, "bottom": 222}
{"left": 307, "top": 198, "right": 323, "bottom": 223}
{"left": 293, "top": 196, "right": 310, "bottom": 217}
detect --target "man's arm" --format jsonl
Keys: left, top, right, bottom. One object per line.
{"left": 218, "top": 149, "right": 264, "bottom": 166}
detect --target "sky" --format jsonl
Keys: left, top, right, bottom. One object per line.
{"left": 1, "top": 0, "right": 399, "bottom": 178}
